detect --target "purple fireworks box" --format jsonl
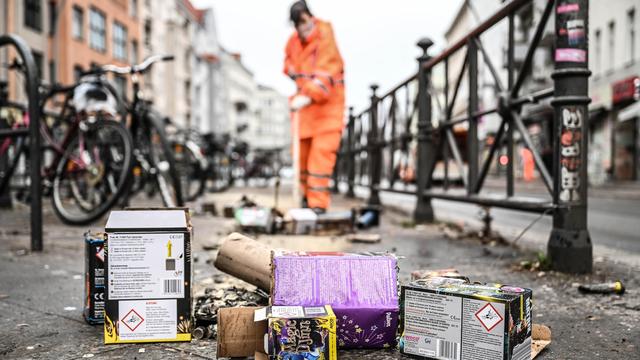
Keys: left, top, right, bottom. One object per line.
{"left": 271, "top": 251, "right": 399, "bottom": 349}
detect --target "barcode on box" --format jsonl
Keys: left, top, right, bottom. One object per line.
{"left": 437, "top": 339, "right": 459, "bottom": 360}
{"left": 163, "top": 279, "right": 181, "bottom": 295}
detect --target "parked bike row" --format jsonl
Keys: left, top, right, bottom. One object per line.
{"left": 0, "top": 36, "right": 282, "bottom": 226}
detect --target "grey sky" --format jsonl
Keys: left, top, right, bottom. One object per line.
{"left": 192, "top": 0, "right": 463, "bottom": 110}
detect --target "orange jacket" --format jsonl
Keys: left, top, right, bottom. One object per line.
{"left": 284, "top": 18, "right": 345, "bottom": 138}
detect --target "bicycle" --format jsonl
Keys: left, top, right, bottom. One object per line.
{"left": 83, "top": 55, "right": 184, "bottom": 207}
{"left": 0, "top": 62, "right": 134, "bottom": 225}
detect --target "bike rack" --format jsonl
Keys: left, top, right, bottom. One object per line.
{"left": 335, "top": 0, "right": 592, "bottom": 273}
{"left": 0, "top": 34, "right": 43, "bottom": 251}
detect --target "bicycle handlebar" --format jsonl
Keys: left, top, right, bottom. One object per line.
{"left": 81, "top": 54, "right": 174, "bottom": 77}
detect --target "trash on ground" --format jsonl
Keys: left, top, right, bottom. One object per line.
{"left": 83, "top": 231, "right": 105, "bottom": 325}
{"left": 271, "top": 251, "right": 399, "bottom": 349}
{"left": 216, "top": 306, "right": 266, "bottom": 358}
{"left": 400, "top": 278, "right": 533, "bottom": 360}
{"left": 104, "top": 208, "right": 193, "bottom": 344}
{"left": 255, "top": 305, "right": 337, "bottom": 360}
{"left": 214, "top": 232, "right": 273, "bottom": 291}
{"left": 314, "top": 210, "right": 355, "bottom": 235}
{"left": 223, "top": 205, "right": 235, "bottom": 218}
{"left": 201, "top": 202, "right": 217, "bottom": 216}
{"left": 531, "top": 324, "right": 552, "bottom": 358}
{"left": 410, "top": 268, "right": 469, "bottom": 282}
{"left": 235, "top": 206, "right": 274, "bottom": 233}
{"left": 578, "top": 281, "right": 625, "bottom": 295}
{"left": 64, "top": 306, "right": 77, "bottom": 311}
{"left": 356, "top": 206, "right": 380, "bottom": 229}
{"left": 286, "top": 208, "right": 318, "bottom": 234}
{"left": 346, "top": 233, "right": 382, "bottom": 244}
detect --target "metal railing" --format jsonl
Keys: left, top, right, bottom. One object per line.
{"left": 0, "top": 34, "right": 43, "bottom": 251}
{"left": 335, "top": 0, "right": 592, "bottom": 273}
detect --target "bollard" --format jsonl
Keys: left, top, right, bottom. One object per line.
{"left": 346, "top": 107, "right": 356, "bottom": 198}
{"left": 413, "top": 38, "right": 436, "bottom": 223}
{"left": 548, "top": 0, "right": 593, "bottom": 273}
{"left": 367, "top": 84, "right": 381, "bottom": 206}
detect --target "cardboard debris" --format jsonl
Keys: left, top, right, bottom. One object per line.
{"left": 104, "top": 208, "right": 193, "bottom": 344}
{"left": 214, "top": 233, "right": 273, "bottom": 291}
{"left": 286, "top": 208, "right": 318, "bottom": 234}
{"left": 410, "top": 268, "right": 469, "bottom": 282}
{"left": 235, "top": 207, "right": 274, "bottom": 233}
{"left": 314, "top": 210, "right": 355, "bottom": 235}
{"left": 271, "top": 251, "right": 399, "bottom": 349}
{"left": 400, "top": 278, "right": 533, "bottom": 360}
{"left": 531, "top": 324, "right": 551, "bottom": 359}
{"left": 216, "top": 306, "right": 266, "bottom": 358}
{"left": 346, "top": 233, "right": 381, "bottom": 243}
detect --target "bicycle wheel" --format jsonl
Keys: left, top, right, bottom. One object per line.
{"left": 146, "top": 113, "right": 183, "bottom": 207}
{"left": 52, "top": 119, "right": 133, "bottom": 225}
{"left": 208, "top": 152, "right": 231, "bottom": 192}
{"left": 174, "top": 141, "right": 205, "bottom": 202}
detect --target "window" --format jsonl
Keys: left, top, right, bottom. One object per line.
{"left": 31, "top": 51, "right": 43, "bottom": 79}
{"left": 72, "top": 6, "right": 83, "bottom": 40}
{"left": 89, "top": 7, "right": 106, "bottom": 52}
{"left": 48, "top": 1, "right": 57, "bottom": 36}
{"left": 113, "top": 21, "right": 128, "bottom": 61}
{"left": 144, "top": 18, "right": 152, "bottom": 47}
{"left": 629, "top": 9, "right": 636, "bottom": 63}
{"left": 608, "top": 21, "right": 615, "bottom": 72}
{"left": 49, "top": 60, "right": 56, "bottom": 84}
{"left": 131, "top": 40, "right": 139, "bottom": 64}
{"left": 73, "top": 65, "right": 84, "bottom": 82}
{"left": 594, "top": 29, "right": 601, "bottom": 75}
{"left": 25, "top": 0, "right": 42, "bottom": 31}
{"left": 130, "top": 0, "right": 138, "bottom": 18}
{"left": 113, "top": 75, "right": 127, "bottom": 98}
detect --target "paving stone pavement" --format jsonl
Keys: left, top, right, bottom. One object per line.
{"left": 0, "top": 186, "right": 638, "bottom": 359}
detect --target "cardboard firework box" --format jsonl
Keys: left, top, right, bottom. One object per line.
{"left": 271, "top": 251, "right": 399, "bottom": 349}
{"left": 104, "top": 209, "right": 193, "bottom": 344}
{"left": 399, "top": 278, "right": 533, "bottom": 360}
{"left": 84, "top": 231, "right": 105, "bottom": 325}
{"left": 255, "top": 305, "right": 338, "bottom": 360}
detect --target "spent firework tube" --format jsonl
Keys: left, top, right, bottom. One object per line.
{"left": 578, "top": 281, "right": 625, "bottom": 295}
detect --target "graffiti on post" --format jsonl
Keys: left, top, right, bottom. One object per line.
{"left": 559, "top": 107, "right": 583, "bottom": 202}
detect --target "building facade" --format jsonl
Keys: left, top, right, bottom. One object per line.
{"left": 252, "top": 84, "right": 290, "bottom": 151}
{"left": 589, "top": 0, "right": 639, "bottom": 183}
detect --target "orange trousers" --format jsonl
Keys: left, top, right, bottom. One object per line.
{"left": 298, "top": 131, "right": 342, "bottom": 209}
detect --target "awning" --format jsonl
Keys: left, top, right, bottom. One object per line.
{"left": 618, "top": 101, "right": 640, "bottom": 122}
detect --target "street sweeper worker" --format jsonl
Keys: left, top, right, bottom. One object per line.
{"left": 285, "top": 0, "right": 345, "bottom": 214}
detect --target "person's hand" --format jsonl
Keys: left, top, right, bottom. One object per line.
{"left": 290, "top": 95, "right": 311, "bottom": 111}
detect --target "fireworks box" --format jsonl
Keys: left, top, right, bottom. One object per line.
{"left": 400, "top": 278, "right": 533, "bottom": 360}
{"left": 104, "top": 209, "right": 192, "bottom": 344}
{"left": 83, "top": 231, "right": 105, "bottom": 325}
{"left": 271, "top": 251, "right": 399, "bottom": 349}
{"left": 254, "top": 305, "right": 337, "bottom": 360}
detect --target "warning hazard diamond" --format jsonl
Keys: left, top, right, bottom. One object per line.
{"left": 121, "top": 309, "right": 144, "bottom": 332}
{"left": 474, "top": 302, "right": 503, "bottom": 332}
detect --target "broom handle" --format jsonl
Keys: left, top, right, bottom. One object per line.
{"left": 292, "top": 111, "right": 301, "bottom": 207}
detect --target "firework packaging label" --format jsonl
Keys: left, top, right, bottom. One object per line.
{"left": 103, "top": 209, "right": 192, "bottom": 344}
{"left": 254, "top": 305, "right": 337, "bottom": 360}
{"left": 400, "top": 278, "right": 532, "bottom": 360}
{"left": 84, "top": 231, "right": 105, "bottom": 325}
{"left": 271, "top": 251, "right": 399, "bottom": 349}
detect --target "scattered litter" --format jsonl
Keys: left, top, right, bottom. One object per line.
{"left": 314, "top": 210, "right": 355, "bottom": 235}
{"left": 400, "top": 279, "right": 533, "bottom": 359}
{"left": 64, "top": 306, "right": 77, "bottom": 311}
{"left": 44, "top": 264, "right": 50, "bottom": 270}
{"left": 272, "top": 251, "right": 399, "bottom": 349}
{"left": 235, "top": 206, "right": 274, "bottom": 233}
{"left": 81, "top": 354, "right": 94, "bottom": 358}
{"left": 532, "top": 324, "right": 552, "bottom": 358}
{"left": 51, "top": 269, "right": 68, "bottom": 276}
{"left": 16, "top": 323, "right": 29, "bottom": 328}
{"left": 286, "top": 208, "right": 318, "bottom": 234}
{"left": 214, "top": 233, "right": 273, "bottom": 291}
{"left": 73, "top": 274, "right": 82, "bottom": 280}
{"left": 356, "top": 206, "right": 380, "bottom": 229}
{"left": 223, "top": 205, "right": 235, "bottom": 218}
{"left": 194, "top": 285, "right": 268, "bottom": 330}
{"left": 346, "top": 233, "right": 381, "bottom": 243}
{"left": 201, "top": 202, "right": 217, "bottom": 216}
{"left": 578, "top": 281, "right": 625, "bottom": 295}
{"left": 138, "top": 348, "right": 146, "bottom": 353}
{"left": 410, "top": 268, "right": 469, "bottom": 282}
{"left": 14, "top": 248, "right": 28, "bottom": 256}
{"left": 0, "top": 294, "right": 8, "bottom": 299}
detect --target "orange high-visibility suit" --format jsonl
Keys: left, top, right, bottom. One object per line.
{"left": 284, "top": 17, "right": 345, "bottom": 210}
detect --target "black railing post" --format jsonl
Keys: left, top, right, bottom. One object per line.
{"left": 548, "top": 0, "right": 592, "bottom": 273}
{"left": 467, "top": 37, "right": 479, "bottom": 194}
{"left": 346, "top": 106, "right": 356, "bottom": 198}
{"left": 367, "top": 85, "right": 381, "bottom": 206}
{"left": 413, "top": 38, "right": 435, "bottom": 223}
